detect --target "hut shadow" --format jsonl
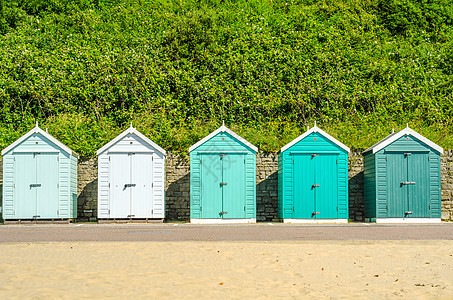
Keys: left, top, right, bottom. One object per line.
{"left": 166, "top": 173, "right": 190, "bottom": 221}
{"left": 348, "top": 171, "right": 364, "bottom": 221}
{"left": 77, "top": 179, "right": 98, "bottom": 221}
{"left": 256, "top": 171, "right": 279, "bottom": 222}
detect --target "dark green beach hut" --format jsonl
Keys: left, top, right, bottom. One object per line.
{"left": 363, "top": 126, "right": 443, "bottom": 223}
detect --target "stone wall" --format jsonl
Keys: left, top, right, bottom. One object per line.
{"left": 1, "top": 151, "right": 453, "bottom": 222}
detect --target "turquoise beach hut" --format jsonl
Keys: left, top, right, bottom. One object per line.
{"left": 189, "top": 123, "right": 258, "bottom": 224}
{"left": 363, "top": 126, "right": 443, "bottom": 223}
{"left": 278, "top": 125, "right": 350, "bottom": 223}
{"left": 1, "top": 124, "right": 78, "bottom": 221}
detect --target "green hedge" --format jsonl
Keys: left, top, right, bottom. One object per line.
{"left": 0, "top": 0, "right": 452, "bottom": 157}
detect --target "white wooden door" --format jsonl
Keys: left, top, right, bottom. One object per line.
{"left": 109, "top": 153, "right": 131, "bottom": 218}
{"left": 130, "top": 153, "right": 153, "bottom": 218}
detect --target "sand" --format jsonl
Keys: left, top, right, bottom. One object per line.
{"left": 0, "top": 241, "right": 452, "bottom": 299}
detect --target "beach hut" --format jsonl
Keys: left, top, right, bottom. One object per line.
{"left": 1, "top": 123, "right": 78, "bottom": 220}
{"left": 96, "top": 124, "right": 166, "bottom": 220}
{"left": 362, "top": 126, "right": 443, "bottom": 223}
{"left": 189, "top": 123, "right": 258, "bottom": 223}
{"left": 278, "top": 124, "right": 350, "bottom": 223}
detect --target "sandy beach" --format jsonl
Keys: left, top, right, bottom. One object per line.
{"left": 0, "top": 241, "right": 452, "bottom": 299}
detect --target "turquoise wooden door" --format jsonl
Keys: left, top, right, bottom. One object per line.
{"left": 293, "top": 153, "right": 338, "bottom": 219}
{"left": 15, "top": 153, "right": 37, "bottom": 218}
{"left": 316, "top": 154, "right": 339, "bottom": 219}
{"left": 222, "top": 154, "right": 246, "bottom": 219}
{"left": 200, "top": 153, "right": 246, "bottom": 218}
{"left": 36, "top": 153, "right": 59, "bottom": 218}
{"left": 386, "top": 152, "right": 430, "bottom": 218}
{"left": 293, "top": 154, "right": 314, "bottom": 218}
{"left": 201, "top": 154, "right": 223, "bottom": 218}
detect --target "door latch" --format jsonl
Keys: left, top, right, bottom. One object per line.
{"left": 405, "top": 211, "right": 413, "bottom": 215}
{"left": 404, "top": 153, "right": 412, "bottom": 156}
{"left": 401, "top": 181, "right": 416, "bottom": 186}
{"left": 220, "top": 182, "right": 228, "bottom": 186}
{"left": 311, "top": 154, "right": 319, "bottom": 158}
{"left": 312, "top": 184, "right": 320, "bottom": 188}
{"left": 220, "top": 211, "right": 228, "bottom": 215}
{"left": 312, "top": 212, "right": 320, "bottom": 216}
{"left": 124, "top": 184, "right": 136, "bottom": 188}
{"left": 30, "top": 184, "right": 41, "bottom": 187}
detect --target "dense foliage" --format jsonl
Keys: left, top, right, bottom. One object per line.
{"left": 0, "top": 0, "right": 452, "bottom": 156}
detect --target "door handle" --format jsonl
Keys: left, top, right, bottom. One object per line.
{"left": 220, "top": 211, "right": 228, "bottom": 215}
{"left": 30, "top": 184, "right": 41, "bottom": 188}
{"left": 124, "top": 184, "right": 136, "bottom": 188}
{"left": 405, "top": 211, "right": 413, "bottom": 215}
{"left": 220, "top": 182, "right": 228, "bottom": 186}
{"left": 401, "top": 181, "right": 416, "bottom": 186}
{"left": 312, "top": 212, "right": 320, "bottom": 215}
{"left": 312, "top": 184, "right": 320, "bottom": 188}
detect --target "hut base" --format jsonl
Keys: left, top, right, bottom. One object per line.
{"left": 4, "top": 219, "right": 72, "bottom": 224}
{"left": 283, "top": 219, "right": 348, "bottom": 224}
{"left": 190, "top": 218, "right": 256, "bottom": 224}
{"left": 367, "top": 218, "right": 441, "bottom": 223}
{"left": 98, "top": 219, "right": 164, "bottom": 224}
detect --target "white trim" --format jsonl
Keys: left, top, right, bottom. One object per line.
{"left": 362, "top": 127, "right": 443, "bottom": 155}
{"left": 108, "top": 150, "right": 154, "bottom": 154}
{"left": 280, "top": 126, "right": 350, "bottom": 153}
{"left": 283, "top": 219, "right": 348, "bottom": 224}
{"left": 13, "top": 150, "right": 59, "bottom": 153}
{"left": 96, "top": 126, "right": 166, "bottom": 156}
{"left": 189, "top": 125, "right": 258, "bottom": 153}
{"left": 196, "top": 151, "right": 249, "bottom": 154}
{"left": 190, "top": 218, "right": 257, "bottom": 224}
{"left": 373, "top": 218, "right": 441, "bottom": 224}
{"left": 1, "top": 125, "right": 79, "bottom": 158}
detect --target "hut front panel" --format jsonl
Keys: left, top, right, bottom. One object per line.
{"left": 2, "top": 155, "right": 15, "bottom": 219}
{"left": 98, "top": 154, "right": 110, "bottom": 218}
{"left": 190, "top": 131, "right": 256, "bottom": 219}
{"left": 106, "top": 133, "right": 157, "bottom": 153}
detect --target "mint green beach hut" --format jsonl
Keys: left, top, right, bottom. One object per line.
{"left": 278, "top": 125, "right": 350, "bottom": 223}
{"left": 189, "top": 124, "right": 258, "bottom": 224}
{"left": 1, "top": 124, "right": 78, "bottom": 221}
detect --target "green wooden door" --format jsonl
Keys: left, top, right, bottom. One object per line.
{"left": 201, "top": 154, "right": 223, "bottom": 218}
{"left": 36, "top": 153, "right": 59, "bottom": 218}
{"left": 387, "top": 153, "right": 408, "bottom": 217}
{"left": 293, "top": 154, "right": 315, "bottom": 218}
{"left": 222, "top": 154, "right": 246, "bottom": 219}
{"left": 315, "top": 154, "right": 339, "bottom": 219}
{"left": 293, "top": 153, "right": 339, "bottom": 219}
{"left": 15, "top": 153, "right": 37, "bottom": 219}
{"left": 387, "top": 152, "right": 430, "bottom": 218}
{"left": 408, "top": 153, "right": 430, "bottom": 218}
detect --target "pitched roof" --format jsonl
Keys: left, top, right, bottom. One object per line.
{"left": 189, "top": 124, "right": 258, "bottom": 153}
{"left": 96, "top": 125, "right": 166, "bottom": 156}
{"left": 362, "top": 126, "right": 443, "bottom": 155}
{"left": 1, "top": 124, "right": 79, "bottom": 158}
{"left": 280, "top": 125, "right": 350, "bottom": 153}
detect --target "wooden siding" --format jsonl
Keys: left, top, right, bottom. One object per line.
{"left": 190, "top": 131, "right": 256, "bottom": 219}
{"left": 279, "top": 132, "right": 348, "bottom": 219}
{"left": 2, "top": 155, "right": 15, "bottom": 218}
{"left": 429, "top": 152, "right": 441, "bottom": 217}
{"left": 70, "top": 155, "right": 78, "bottom": 218}
{"left": 58, "top": 152, "right": 70, "bottom": 218}
{"left": 97, "top": 155, "right": 110, "bottom": 218}
{"left": 152, "top": 152, "right": 166, "bottom": 218}
{"left": 376, "top": 152, "right": 387, "bottom": 218}
{"left": 99, "top": 133, "right": 158, "bottom": 154}
{"left": 363, "top": 153, "right": 376, "bottom": 218}
{"left": 277, "top": 152, "right": 284, "bottom": 218}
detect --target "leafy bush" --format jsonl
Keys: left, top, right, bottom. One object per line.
{"left": 0, "top": 0, "right": 452, "bottom": 156}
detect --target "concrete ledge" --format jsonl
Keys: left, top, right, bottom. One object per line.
{"left": 190, "top": 218, "right": 257, "bottom": 224}
{"left": 373, "top": 218, "right": 442, "bottom": 224}
{"left": 283, "top": 219, "right": 348, "bottom": 224}
{"left": 98, "top": 219, "right": 164, "bottom": 224}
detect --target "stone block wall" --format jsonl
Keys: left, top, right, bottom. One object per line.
{"left": 1, "top": 151, "right": 453, "bottom": 222}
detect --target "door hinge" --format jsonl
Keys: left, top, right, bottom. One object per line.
{"left": 293, "top": 206, "right": 295, "bottom": 211}
{"left": 428, "top": 157, "right": 430, "bottom": 161}
{"left": 57, "top": 183, "right": 59, "bottom": 188}
{"left": 152, "top": 156, "right": 154, "bottom": 161}
{"left": 108, "top": 183, "right": 110, "bottom": 188}
{"left": 109, "top": 156, "right": 111, "bottom": 161}
{"left": 429, "top": 204, "right": 431, "bottom": 210}
{"left": 336, "top": 206, "right": 338, "bottom": 211}
{"left": 57, "top": 210, "right": 59, "bottom": 215}
{"left": 152, "top": 183, "right": 154, "bottom": 188}
{"left": 152, "top": 209, "right": 154, "bottom": 215}
{"left": 386, "top": 156, "right": 387, "bottom": 161}
{"left": 108, "top": 209, "right": 110, "bottom": 214}
{"left": 57, "top": 156, "right": 59, "bottom": 161}
{"left": 200, "top": 206, "right": 202, "bottom": 211}
{"left": 336, "top": 160, "right": 338, "bottom": 164}
{"left": 386, "top": 205, "right": 388, "bottom": 210}
{"left": 200, "top": 159, "right": 202, "bottom": 164}
{"left": 293, "top": 159, "right": 294, "bottom": 164}
{"left": 244, "top": 206, "right": 246, "bottom": 211}
{"left": 244, "top": 159, "right": 246, "bottom": 164}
